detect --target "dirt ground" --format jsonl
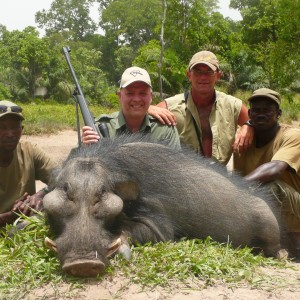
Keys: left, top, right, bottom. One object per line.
{"left": 22, "top": 130, "right": 300, "bottom": 300}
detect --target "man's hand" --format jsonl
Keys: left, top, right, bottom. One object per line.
{"left": 232, "top": 124, "right": 254, "bottom": 154}
{"left": 11, "top": 193, "right": 30, "bottom": 215}
{"left": 12, "top": 191, "right": 44, "bottom": 216}
{"left": 148, "top": 104, "right": 177, "bottom": 126}
{"left": 82, "top": 126, "right": 100, "bottom": 145}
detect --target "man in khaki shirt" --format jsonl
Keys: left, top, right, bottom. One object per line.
{"left": 0, "top": 100, "right": 56, "bottom": 226}
{"left": 148, "top": 50, "right": 254, "bottom": 165}
{"left": 234, "top": 88, "right": 300, "bottom": 257}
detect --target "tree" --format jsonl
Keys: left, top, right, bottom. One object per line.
{"left": 230, "top": 0, "right": 300, "bottom": 91}
{"left": 35, "top": 0, "right": 98, "bottom": 40}
{"left": 158, "top": 0, "right": 167, "bottom": 98}
{"left": 99, "top": 0, "right": 162, "bottom": 50}
{"left": 164, "top": 0, "right": 230, "bottom": 62}
{"left": 0, "top": 27, "right": 51, "bottom": 100}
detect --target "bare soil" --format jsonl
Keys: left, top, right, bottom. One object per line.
{"left": 23, "top": 130, "right": 300, "bottom": 300}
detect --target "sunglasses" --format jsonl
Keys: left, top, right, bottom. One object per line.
{"left": 0, "top": 105, "right": 23, "bottom": 113}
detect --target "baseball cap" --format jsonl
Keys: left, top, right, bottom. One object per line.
{"left": 0, "top": 100, "right": 24, "bottom": 120}
{"left": 188, "top": 51, "right": 220, "bottom": 71}
{"left": 248, "top": 88, "right": 281, "bottom": 107}
{"left": 120, "top": 66, "right": 152, "bottom": 88}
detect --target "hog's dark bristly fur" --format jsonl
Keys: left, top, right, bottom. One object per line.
{"left": 44, "top": 133, "right": 287, "bottom": 277}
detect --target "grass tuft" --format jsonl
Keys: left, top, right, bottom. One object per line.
{"left": 109, "top": 238, "right": 288, "bottom": 288}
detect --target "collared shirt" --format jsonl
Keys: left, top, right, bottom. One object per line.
{"left": 165, "top": 90, "right": 242, "bottom": 164}
{"left": 234, "top": 125, "right": 300, "bottom": 193}
{"left": 0, "top": 141, "right": 56, "bottom": 213}
{"left": 95, "top": 110, "right": 181, "bottom": 150}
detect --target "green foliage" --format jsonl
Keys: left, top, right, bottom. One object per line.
{"left": 0, "top": 82, "right": 11, "bottom": 99}
{"left": 35, "top": 0, "right": 98, "bottom": 40}
{"left": 1, "top": 0, "right": 300, "bottom": 99}
{"left": 280, "top": 94, "right": 300, "bottom": 124}
{"left": 100, "top": 0, "right": 162, "bottom": 50}
{"left": 134, "top": 40, "right": 187, "bottom": 95}
{"left": 230, "top": 0, "right": 300, "bottom": 91}
{"left": 102, "top": 93, "right": 120, "bottom": 109}
{"left": 0, "top": 27, "right": 52, "bottom": 100}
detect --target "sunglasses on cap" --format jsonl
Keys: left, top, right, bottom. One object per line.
{"left": 0, "top": 105, "right": 23, "bottom": 113}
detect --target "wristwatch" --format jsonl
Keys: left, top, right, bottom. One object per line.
{"left": 243, "top": 120, "right": 254, "bottom": 127}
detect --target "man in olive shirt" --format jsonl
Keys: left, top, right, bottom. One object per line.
{"left": 233, "top": 88, "right": 300, "bottom": 257}
{"left": 82, "top": 67, "right": 180, "bottom": 149}
{"left": 0, "top": 100, "right": 56, "bottom": 226}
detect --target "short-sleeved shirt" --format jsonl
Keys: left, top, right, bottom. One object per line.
{"left": 95, "top": 110, "right": 181, "bottom": 150}
{"left": 234, "top": 125, "right": 300, "bottom": 193}
{"left": 165, "top": 90, "right": 242, "bottom": 164}
{"left": 0, "top": 141, "right": 56, "bottom": 213}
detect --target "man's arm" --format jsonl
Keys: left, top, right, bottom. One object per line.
{"left": 148, "top": 102, "right": 177, "bottom": 126}
{"left": 0, "top": 193, "right": 29, "bottom": 226}
{"left": 232, "top": 104, "right": 254, "bottom": 153}
{"left": 0, "top": 211, "right": 18, "bottom": 226}
{"left": 244, "top": 160, "right": 289, "bottom": 183}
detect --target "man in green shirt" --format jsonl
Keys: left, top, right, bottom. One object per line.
{"left": 82, "top": 67, "right": 180, "bottom": 149}
{"left": 0, "top": 100, "right": 56, "bottom": 226}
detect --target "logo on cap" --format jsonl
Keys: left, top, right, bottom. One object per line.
{"left": 120, "top": 66, "right": 152, "bottom": 88}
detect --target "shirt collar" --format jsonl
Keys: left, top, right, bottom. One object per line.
{"left": 116, "top": 111, "right": 152, "bottom": 134}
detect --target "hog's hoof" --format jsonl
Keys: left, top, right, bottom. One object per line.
{"left": 62, "top": 259, "right": 105, "bottom": 277}
{"left": 276, "top": 249, "right": 289, "bottom": 260}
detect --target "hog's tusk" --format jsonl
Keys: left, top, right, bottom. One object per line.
{"left": 107, "top": 238, "right": 122, "bottom": 257}
{"left": 45, "top": 237, "right": 57, "bottom": 252}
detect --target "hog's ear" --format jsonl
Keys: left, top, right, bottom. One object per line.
{"left": 114, "top": 181, "right": 140, "bottom": 201}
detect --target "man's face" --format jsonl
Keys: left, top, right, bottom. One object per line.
{"left": 187, "top": 64, "right": 221, "bottom": 94}
{"left": 249, "top": 98, "right": 281, "bottom": 131}
{"left": 118, "top": 81, "right": 152, "bottom": 119}
{"left": 0, "top": 115, "right": 23, "bottom": 153}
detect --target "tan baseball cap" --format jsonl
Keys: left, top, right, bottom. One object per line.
{"left": 188, "top": 51, "right": 220, "bottom": 71}
{"left": 120, "top": 66, "right": 152, "bottom": 88}
{"left": 0, "top": 100, "right": 24, "bottom": 120}
{"left": 248, "top": 88, "right": 281, "bottom": 106}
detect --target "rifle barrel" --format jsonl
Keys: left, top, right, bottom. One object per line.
{"left": 62, "top": 46, "right": 101, "bottom": 136}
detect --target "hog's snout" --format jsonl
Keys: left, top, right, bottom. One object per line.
{"left": 62, "top": 259, "right": 105, "bottom": 277}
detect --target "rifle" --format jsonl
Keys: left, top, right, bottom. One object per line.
{"left": 62, "top": 46, "right": 109, "bottom": 146}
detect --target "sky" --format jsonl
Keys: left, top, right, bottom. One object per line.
{"left": 0, "top": 0, "right": 242, "bottom": 34}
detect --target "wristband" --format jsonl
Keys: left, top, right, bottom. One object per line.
{"left": 243, "top": 120, "right": 254, "bottom": 127}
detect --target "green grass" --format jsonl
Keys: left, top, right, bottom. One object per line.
{"left": 0, "top": 214, "right": 294, "bottom": 298}
{"left": 18, "top": 102, "right": 116, "bottom": 135}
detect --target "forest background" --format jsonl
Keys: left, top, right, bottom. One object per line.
{"left": 0, "top": 0, "right": 299, "bottom": 121}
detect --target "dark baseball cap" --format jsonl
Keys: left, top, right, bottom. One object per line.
{"left": 0, "top": 100, "right": 24, "bottom": 120}
{"left": 248, "top": 88, "right": 281, "bottom": 107}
